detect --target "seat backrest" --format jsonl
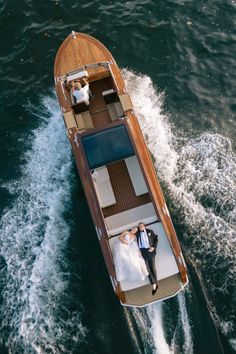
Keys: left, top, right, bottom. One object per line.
{"left": 102, "top": 89, "right": 118, "bottom": 104}
{"left": 66, "top": 70, "right": 88, "bottom": 83}
{"left": 105, "top": 202, "right": 157, "bottom": 236}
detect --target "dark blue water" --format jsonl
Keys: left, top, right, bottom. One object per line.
{"left": 0, "top": 1, "right": 235, "bottom": 353}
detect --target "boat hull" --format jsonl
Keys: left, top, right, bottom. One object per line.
{"left": 54, "top": 32, "right": 188, "bottom": 307}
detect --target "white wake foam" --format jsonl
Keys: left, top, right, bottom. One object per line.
{"left": 124, "top": 70, "right": 236, "bottom": 351}
{"left": 127, "top": 292, "right": 193, "bottom": 354}
{"left": 0, "top": 95, "right": 86, "bottom": 353}
{"left": 146, "top": 303, "right": 174, "bottom": 354}
{"left": 174, "top": 293, "right": 193, "bottom": 354}
{"left": 127, "top": 305, "right": 172, "bottom": 354}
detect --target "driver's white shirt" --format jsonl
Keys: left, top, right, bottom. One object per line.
{"left": 73, "top": 84, "right": 89, "bottom": 102}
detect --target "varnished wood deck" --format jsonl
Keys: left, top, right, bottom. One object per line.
{"left": 102, "top": 160, "right": 151, "bottom": 218}
{"left": 55, "top": 34, "right": 110, "bottom": 79}
{"left": 54, "top": 32, "right": 126, "bottom": 111}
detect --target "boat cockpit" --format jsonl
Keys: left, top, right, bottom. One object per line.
{"left": 57, "top": 62, "right": 133, "bottom": 132}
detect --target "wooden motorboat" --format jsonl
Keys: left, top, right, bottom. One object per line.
{"left": 54, "top": 31, "right": 188, "bottom": 307}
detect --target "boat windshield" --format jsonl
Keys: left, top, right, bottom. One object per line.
{"left": 82, "top": 125, "right": 134, "bottom": 169}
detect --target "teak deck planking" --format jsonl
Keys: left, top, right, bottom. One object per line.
{"left": 103, "top": 160, "right": 151, "bottom": 218}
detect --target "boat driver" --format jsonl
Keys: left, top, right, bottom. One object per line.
{"left": 72, "top": 78, "right": 90, "bottom": 105}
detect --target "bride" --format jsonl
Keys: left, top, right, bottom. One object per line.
{"left": 112, "top": 227, "right": 149, "bottom": 282}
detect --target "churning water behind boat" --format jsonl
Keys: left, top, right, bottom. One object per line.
{"left": 0, "top": 96, "right": 86, "bottom": 353}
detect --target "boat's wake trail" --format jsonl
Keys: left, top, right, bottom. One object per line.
{"left": 0, "top": 96, "right": 86, "bottom": 353}
{"left": 124, "top": 70, "right": 236, "bottom": 352}
{"left": 124, "top": 291, "right": 193, "bottom": 354}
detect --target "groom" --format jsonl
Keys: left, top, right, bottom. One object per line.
{"left": 136, "top": 222, "right": 158, "bottom": 295}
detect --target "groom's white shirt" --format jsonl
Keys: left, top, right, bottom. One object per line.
{"left": 138, "top": 230, "right": 150, "bottom": 249}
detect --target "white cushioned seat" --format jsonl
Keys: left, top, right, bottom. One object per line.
{"left": 102, "top": 89, "right": 116, "bottom": 96}
{"left": 66, "top": 70, "right": 88, "bottom": 83}
{"left": 92, "top": 166, "right": 116, "bottom": 208}
{"left": 105, "top": 202, "right": 157, "bottom": 236}
{"left": 125, "top": 156, "right": 148, "bottom": 196}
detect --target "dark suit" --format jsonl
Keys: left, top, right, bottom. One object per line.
{"left": 136, "top": 228, "right": 158, "bottom": 285}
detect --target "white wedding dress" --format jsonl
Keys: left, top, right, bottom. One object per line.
{"left": 113, "top": 234, "right": 149, "bottom": 282}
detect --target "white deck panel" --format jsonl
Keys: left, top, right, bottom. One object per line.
{"left": 125, "top": 156, "right": 148, "bottom": 196}
{"left": 109, "top": 222, "right": 179, "bottom": 291}
{"left": 92, "top": 166, "right": 116, "bottom": 208}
